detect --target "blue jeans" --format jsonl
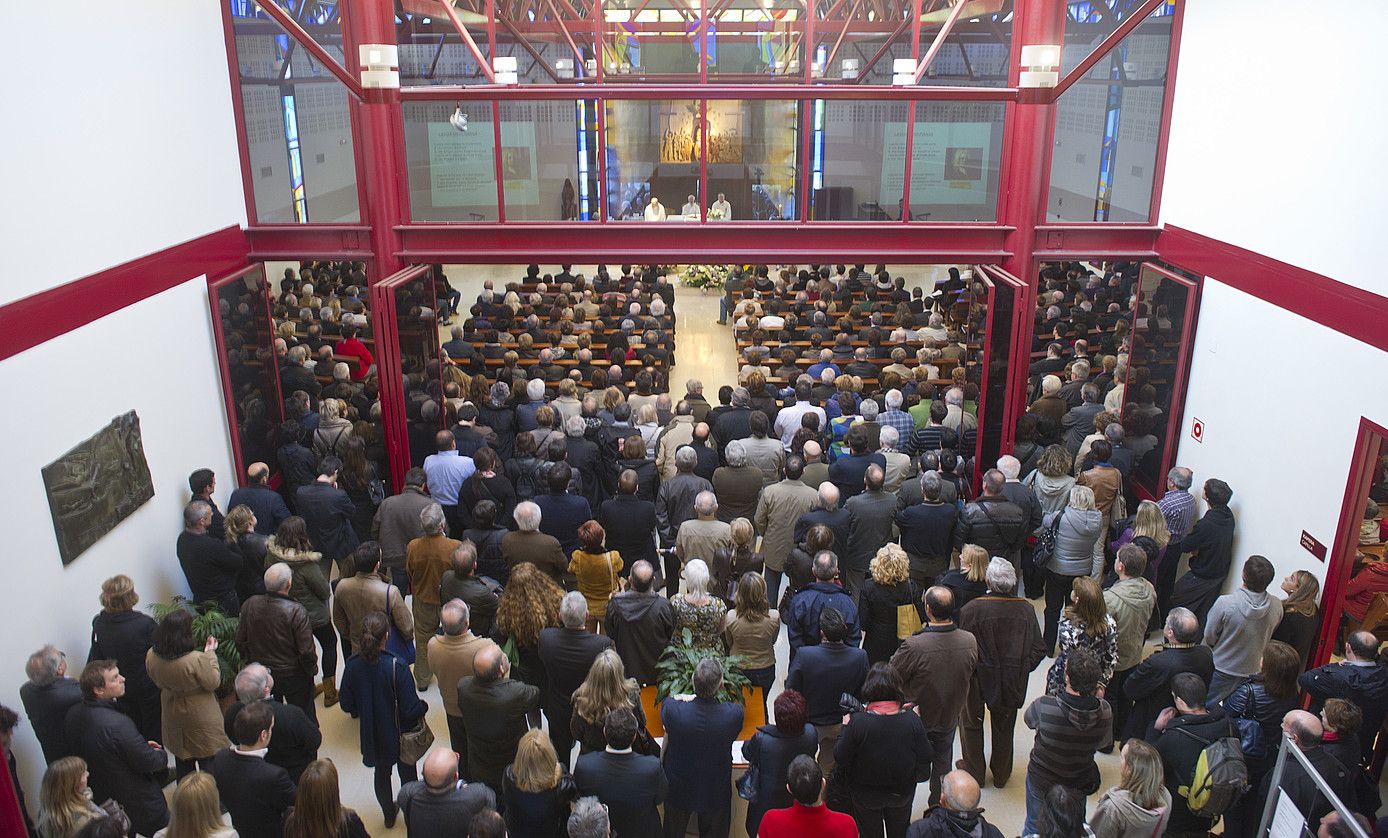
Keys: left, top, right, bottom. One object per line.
{"left": 719, "top": 296, "right": 729, "bottom": 321}
{"left": 1023, "top": 775, "right": 1046, "bottom": 836}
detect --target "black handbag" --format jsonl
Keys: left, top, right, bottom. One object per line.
{"left": 1032, "top": 513, "right": 1062, "bottom": 569}
{"left": 736, "top": 764, "right": 758, "bottom": 801}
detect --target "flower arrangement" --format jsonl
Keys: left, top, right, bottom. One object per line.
{"left": 707, "top": 206, "right": 727, "bottom": 221}
{"left": 679, "top": 264, "right": 730, "bottom": 290}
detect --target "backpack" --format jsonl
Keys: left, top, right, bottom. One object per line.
{"left": 1175, "top": 725, "right": 1249, "bottom": 817}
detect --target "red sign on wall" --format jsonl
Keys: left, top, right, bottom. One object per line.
{"left": 1191, "top": 418, "right": 1204, "bottom": 443}
{"left": 1300, "top": 531, "right": 1327, "bottom": 561}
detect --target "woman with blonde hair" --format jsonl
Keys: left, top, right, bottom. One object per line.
{"left": 89, "top": 575, "right": 161, "bottom": 742}
{"left": 599, "top": 386, "right": 625, "bottom": 421}
{"left": 672, "top": 559, "right": 728, "bottom": 652}
{"left": 1040, "top": 484, "right": 1104, "bottom": 652}
{"left": 152, "top": 771, "right": 236, "bottom": 838}
{"left": 1090, "top": 739, "right": 1170, "bottom": 838}
{"left": 1272, "top": 570, "right": 1321, "bottom": 666}
{"left": 634, "top": 403, "right": 661, "bottom": 450}
{"left": 493, "top": 562, "right": 565, "bottom": 696}
{"left": 723, "top": 572, "right": 780, "bottom": 714}
{"left": 312, "top": 398, "right": 353, "bottom": 461}
{"left": 938, "top": 544, "right": 990, "bottom": 615}
{"left": 1024, "top": 443, "right": 1078, "bottom": 521}
{"left": 568, "top": 520, "right": 623, "bottom": 632}
{"left": 37, "top": 757, "right": 108, "bottom": 838}
{"left": 1046, "top": 575, "right": 1118, "bottom": 696}
{"left": 223, "top": 505, "right": 268, "bottom": 605}
{"left": 570, "top": 649, "right": 649, "bottom": 754}
{"left": 858, "top": 544, "right": 926, "bottom": 664}
{"left": 283, "top": 759, "right": 369, "bottom": 838}
{"left": 502, "top": 729, "right": 576, "bottom": 838}
{"left": 712, "top": 518, "right": 763, "bottom": 601}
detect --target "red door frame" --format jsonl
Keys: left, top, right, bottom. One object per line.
{"left": 1130, "top": 260, "right": 1202, "bottom": 501}
{"left": 976, "top": 264, "right": 1030, "bottom": 454}
{"left": 1311, "top": 418, "right": 1388, "bottom": 669}
{"left": 969, "top": 269, "right": 999, "bottom": 487}
{"left": 207, "top": 262, "right": 282, "bottom": 484}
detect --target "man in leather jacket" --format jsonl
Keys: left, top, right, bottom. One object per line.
{"left": 235, "top": 562, "right": 319, "bottom": 723}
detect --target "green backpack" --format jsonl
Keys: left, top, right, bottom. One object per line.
{"left": 1175, "top": 726, "right": 1250, "bottom": 818}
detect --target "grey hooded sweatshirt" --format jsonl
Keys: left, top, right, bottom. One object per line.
{"left": 1204, "top": 587, "right": 1283, "bottom": 677}
{"left": 1090, "top": 786, "right": 1172, "bottom": 838}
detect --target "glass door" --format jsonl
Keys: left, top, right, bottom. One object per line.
{"left": 974, "top": 265, "right": 1027, "bottom": 473}
{"left": 209, "top": 264, "right": 283, "bottom": 481}
{"left": 1120, "top": 262, "right": 1201, "bottom": 500}
{"left": 369, "top": 265, "right": 446, "bottom": 490}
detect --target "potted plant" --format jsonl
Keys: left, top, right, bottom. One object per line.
{"left": 149, "top": 597, "right": 243, "bottom": 702}
{"left": 654, "top": 628, "right": 750, "bottom": 705}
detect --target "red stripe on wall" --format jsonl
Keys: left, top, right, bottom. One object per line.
{"left": 1158, "top": 225, "right": 1388, "bottom": 354}
{"left": 0, "top": 226, "right": 249, "bottom": 363}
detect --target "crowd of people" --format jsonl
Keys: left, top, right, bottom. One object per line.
{"left": 7, "top": 262, "right": 1384, "bottom": 838}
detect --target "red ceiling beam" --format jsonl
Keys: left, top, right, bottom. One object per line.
{"left": 851, "top": 16, "right": 912, "bottom": 81}
{"left": 1051, "top": 0, "right": 1167, "bottom": 97}
{"left": 496, "top": 16, "right": 566, "bottom": 81}
{"left": 544, "top": 0, "right": 589, "bottom": 63}
{"left": 398, "top": 81, "right": 1018, "bottom": 99}
{"left": 249, "top": 0, "right": 365, "bottom": 98}
{"left": 914, "top": 0, "right": 968, "bottom": 82}
{"left": 439, "top": 0, "right": 498, "bottom": 82}
{"left": 823, "top": 0, "right": 864, "bottom": 69}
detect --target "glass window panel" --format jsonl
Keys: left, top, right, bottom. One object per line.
{"left": 977, "top": 275, "right": 1017, "bottom": 471}
{"left": 906, "top": 101, "right": 1005, "bottom": 222}
{"left": 604, "top": 99, "right": 701, "bottom": 221}
{"left": 603, "top": 2, "right": 701, "bottom": 77}
{"left": 394, "top": 272, "right": 447, "bottom": 470}
{"left": 1124, "top": 265, "right": 1193, "bottom": 495}
{"left": 396, "top": 9, "right": 491, "bottom": 86}
{"left": 1047, "top": 5, "right": 1174, "bottom": 222}
{"left": 216, "top": 268, "right": 282, "bottom": 469}
{"left": 704, "top": 100, "right": 799, "bottom": 221}
{"left": 708, "top": 0, "right": 802, "bottom": 82}
{"left": 499, "top": 100, "right": 600, "bottom": 221}
{"left": 810, "top": 100, "right": 907, "bottom": 221}
{"left": 403, "top": 102, "right": 500, "bottom": 222}
{"left": 918, "top": 15, "right": 1013, "bottom": 88}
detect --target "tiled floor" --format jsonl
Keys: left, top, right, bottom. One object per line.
{"left": 288, "top": 262, "right": 1123, "bottom": 835}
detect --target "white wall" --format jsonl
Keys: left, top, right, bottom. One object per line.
{"left": 0, "top": 0, "right": 247, "bottom": 306}
{"left": 0, "top": 276, "right": 237, "bottom": 807}
{"left": 1171, "top": 278, "right": 1388, "bottom": 592}
{"left": 1160, "top": 1, "right": 1388, "bottom": 295}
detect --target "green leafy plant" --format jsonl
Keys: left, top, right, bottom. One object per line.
{"left": 149, "top": 597, "right": 243, "bottom": 696}
{"left": 655, "top": 628, "right": 750, "bottom": 704}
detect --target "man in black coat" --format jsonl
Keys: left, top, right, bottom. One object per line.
{"left": 563, "top": 416, "right": 606, "bottom": 508}
{"left": 794, "top": 483, "right": 852, "bottom": 559}
{"left": 599, "top": 471, "right": 660, "bottom": 578}
{"left": 21, "top": 644, "right": 83, "bottom": 763}
{"left": 896, "top": 472, "right": 958, "bottom": 587}
{"left": 279, "top": 344, "right": 321, "bottom": 408}
{"left": 785, "top": 607, "right": 869, "bottom": 773}
{"left": 65, "top": 661, "right": 170, "bottom": 836}
{"left": 222, "top": 663, "right": 321, "bottom": 784}
{"left": 210, "top": 701, "right": 297, "bottom": 838}
{"left": 906, "top": 770, "right": 1005, "bottom": 838}
{"left": 1122, "top": 607, "right": 1213, "bottom": 740}
{"left": 688, "top": 423, "right": 720, "bottom": 481}
{"left": 574, "top": 707, "right": 667, "bottom": 837}
{"left": 828, "top": 427, "right": 888, "bottom": 500}
{"left": 953, "top": 471, "right": 1029, "bottom": 572}
{"left": 457, "top": 645, "right": 542, "bottom": 792}
{"left": 1169, "top": 478, "right": 1237, "bottom": 627}
{"left": 534, "top": 463, "right": 594, "bottom": 559}
{"left": 604, "top": 561, "right": 675, "bottom": 685}
{"left": 712, "top": 389, "right": 754, "bottom": 456}
{"left": 1300, "top": 630, "right": 1388, "bottom": 764}
{"left": 538, "top": 594, "right": 614, "bottom": 766}
{"left": 177, "top": 500, "right": 243, "bottom": 616}
{"left": 228, "top": 462, "right": 292, "bottom": 535}
{"left": 295, "top": 455, "right": 361, "bottom": 577}
{"left": 1152, "top": 674, "right": 1236, "bottom": 837}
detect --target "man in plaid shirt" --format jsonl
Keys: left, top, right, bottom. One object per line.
{"left": 879, "top": 389, "right": 917, "bottom": 447}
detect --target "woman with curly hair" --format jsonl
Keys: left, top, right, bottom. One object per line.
{"left": 858, "top": 544, "right": 925, "bottom": 664}
{"left": 1046, "top": 576, "right": 1118, "bottom": 697}
{"left": 569, "top": 649, "right": 649, "bottom": 755}
{"left": 492, "top": 562, "right": 564, "bottom": 711}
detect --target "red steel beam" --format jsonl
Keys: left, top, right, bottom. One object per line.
{"left": 853, "top": 16, "right": 911, "bottom": 82}
{"left": 914, "top": 0, "right": 968, "bottom": 82}
{"left": 439, "top": 0, "right": 498, "bottom": 82}
{"left": 496, "top": 16, "right": 565, "bottom": 81}
{"left": 823, "top": 0, "right": 863, "bottom": 69}
{"left": 249, "top": 0, "right": 365, "bottom": 98}
{"left": 399, "top": 81, "right": 1018, "bottom": 99}
{"left": 545, "top": 0, "right": 589, "bottom": 62}
{"left": 1052, "top": 0, "right": 1166, "bottom": 97}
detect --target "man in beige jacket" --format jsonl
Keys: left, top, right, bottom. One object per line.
{"left": 331, "top": 542, "right": 413, "bottom": 656}
{"left": 654, "top": 401, "right": 698, "bottom": 480}
{"left": 754, "top": 456, "right": 820, "bottom": 608}
{"left": 429, "top": 599, "right": 499, "bottom": 774}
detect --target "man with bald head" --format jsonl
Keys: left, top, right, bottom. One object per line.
{"left": 397, "top": 748, "right": 496, "bottom": 837}
{"left": 905, "top": 770, "right": 1004, "bottom": 838}
{"left": 605, "top": 561, "right": 675, "bottom": 685}
{"left": 687, "top": 421, "right": 720, "bottom": 481}
{"left": 794, "top": 482, "right": 851, "bottom": 559}
{"left": 236, "top": 563, "right": 319, "bottom": 722}
{"left": 1300, "top": 629, "right": 1388, "bottom": 764}
{"left": 1246, "top": 710, "right": 1353, "bottom": 835}
{"left": 456, "top": 644, "right": 540, "bottom": 792}
{"left": 801, "top": 440, "right": 830, "bottom": 489}
{"left": 228, "top": 462, "right": 292, "bottom": 535}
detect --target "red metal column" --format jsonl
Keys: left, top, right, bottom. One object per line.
{"left": 343, "top": 0, "right": 408, "bottom": 277}
{"left": 996, "top": 0, "right": 1066, "bottom": 451}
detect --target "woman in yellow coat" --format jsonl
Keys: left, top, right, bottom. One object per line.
{"left": 145, "top": 608, "right": 227, "bottom": 779}
{"left": 568, "top": 520, "right": 623, "bottom": 632}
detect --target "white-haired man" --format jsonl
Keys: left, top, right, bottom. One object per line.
{"left": 236, "top": 563, "right": 319, "bottom": 722}
{"left": 878, "top": 388, "right": 915, "bottom": 444}
{"left": 223, "top": 663, "right": 321, "bottom": 783}
{"left": 942, "top": 387, "right": 977, "bottom": 433}
{"left": 502, "top": 500, "right": 567, "bottom": 585}
{"left": 538, "top": 592, "right": 614, "bottom": 766}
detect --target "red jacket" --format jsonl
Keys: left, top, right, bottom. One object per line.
{"left": 335, "top": 337, "right": 374, "bottom": 380}
{"left": 1343, "top": 561, "right": 1388, "bottom": 621}
{"left": 758, "top": 802, "right": 857, "bottom": 838}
